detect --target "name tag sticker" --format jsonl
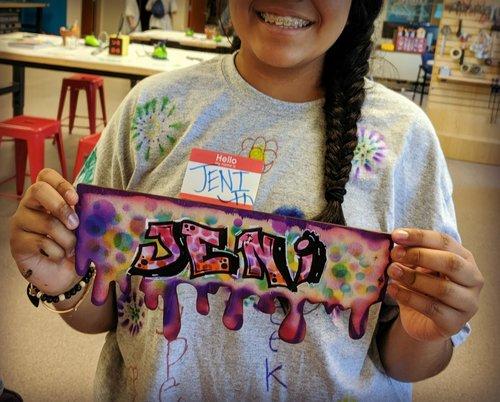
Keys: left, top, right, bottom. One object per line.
{"left": 180, "top": 148, "right": 264, "bottom": 210}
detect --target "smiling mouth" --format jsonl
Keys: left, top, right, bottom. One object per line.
{"left": 256, "top": 11, "right": 314, "bottom": 29}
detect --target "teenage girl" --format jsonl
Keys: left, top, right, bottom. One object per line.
{"left": 10, "top": 1, "right": 483, "bottom": 400}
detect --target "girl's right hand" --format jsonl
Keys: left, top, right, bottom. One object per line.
{"left": 10, "top": 168, "right": 82, "bottom": 296}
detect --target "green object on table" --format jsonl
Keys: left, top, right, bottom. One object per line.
{"left": 185, "top": 28, "right": 194, "bottom": 37}
{"left": 152, "top": 43, "right": 168, "bottom": 60}
{"left": 85, "top": 35, "right": 100, "bottom": 47}
{"left": 214, "top": 34, "right": 222, "bottom": 43}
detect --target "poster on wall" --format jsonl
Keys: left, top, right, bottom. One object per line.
{"left": 386, "top": 0, "right": 435, "bottom": 23}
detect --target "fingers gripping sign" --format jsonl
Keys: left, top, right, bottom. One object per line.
{"left": 9, "top": 168, "right": 82, "bottom": 295}
{"left": 387, "top": 228, "right": 483, "bottom": 342}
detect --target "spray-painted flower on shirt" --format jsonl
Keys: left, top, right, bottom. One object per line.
{"left": 75, "top": 149, "right": 97, "bottom": 185}
{"left": 118, "top": 290, "right": 146, "bottom": 335}
{"left": 131, "top": 96, "right": 188, "bottom": 162}
{"left": 240, "top": 136, "right": 278, "bottom": 173}
{"left": 352, "top": 127, "right": 387, "bottom": 179}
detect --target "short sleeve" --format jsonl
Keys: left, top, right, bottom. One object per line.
{"left": 393, "top": 110, "right": 460, "bottom": 242}
{"left": 74, "top": 87, "right": 139, "bottom": 190}
{"left": 380, "top": 109, "right": 470, "bottom": 345}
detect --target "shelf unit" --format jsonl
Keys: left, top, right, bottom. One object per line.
{"left": 426, "top": 1, "right": 499, "bottom": 165}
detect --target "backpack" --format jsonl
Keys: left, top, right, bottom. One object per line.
{"left": 151, "top": 0, "right": 165, "bottom": 19}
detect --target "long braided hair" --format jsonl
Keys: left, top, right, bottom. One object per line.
{"left": 221, "top": 1, "right": 384, "bottom": 225}
{"left": 314, "top": 1, "right": 384, "bottom": 225}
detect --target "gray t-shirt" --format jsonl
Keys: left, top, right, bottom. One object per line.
{"left": 77, "top": 53, "right": 460, "bottom": 401}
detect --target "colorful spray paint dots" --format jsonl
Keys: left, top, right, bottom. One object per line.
{"left": 352, "top": 126, "right": 388, "bottom": 179}
{"left": 117, "top": 291, "right": 145, "bottom": 336}
{"left": 131, "top": 96, "right": 187, "bottom": 162}
{"left": 76, "top": 184, "right": 392, "bottom": 344}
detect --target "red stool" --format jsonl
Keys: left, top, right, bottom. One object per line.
{"left": 0, "top": 116, "right": 67, "bottom": 196}
{"left": 72, "top": 132, "right": 101, "bottom": 181}
{"left": 57, "top": 74, "right": 107, "bottom": 134}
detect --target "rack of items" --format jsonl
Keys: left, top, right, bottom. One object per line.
{"left": 0, "top": 3, "right": 46, "bottom": 34}
{"left": 0, "top": 6, "right": 21, "bottom": 34}
{"left": 426, "top": 0, "right": 499, "bottom": 165}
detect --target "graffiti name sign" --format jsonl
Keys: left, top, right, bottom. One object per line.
{"left": 75, "top": 184, "right": 392, "bottom": 343}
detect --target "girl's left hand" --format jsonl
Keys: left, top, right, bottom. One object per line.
{"left": 387, "top": 228, "right": 484, "bottom": 342}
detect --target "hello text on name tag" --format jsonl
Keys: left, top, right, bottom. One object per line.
{"left": 180, "top": 148, "right": 264, "bottom": 210}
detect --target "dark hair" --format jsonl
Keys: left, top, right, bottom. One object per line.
{"left": 222, "top": 1, "right": 384, "bottom": 225}
{"left": 315, "top": 1, "right": 384, "bottom": 225}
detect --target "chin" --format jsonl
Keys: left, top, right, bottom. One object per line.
{"left": 250, "top": 42, "right": 311, "bottom": 69}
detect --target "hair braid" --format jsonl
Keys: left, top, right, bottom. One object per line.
{"left": 315, "top": 1, "right": 384, "bottom": 225}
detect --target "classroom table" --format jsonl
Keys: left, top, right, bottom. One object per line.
{"left": 130, "top": 29, "right": 233, "bottom": 54}
{"left": 0, "top": 32, "right": 219, "bottom": 116}
{"left": 0, "top": 2, "right": 47, "bottom": 34}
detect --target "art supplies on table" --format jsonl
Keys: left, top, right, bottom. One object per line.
{"left": 60, "top": 21, "right": 79, "bottom": 47}
{"left": 7, "top": 36, "right": 52, "bottom": 49}
{"left": 152, "top": 42, "right": 168, "bottom": 59}
{"left": 394, "top": 26, "right": 427, "bottom": 53}
{"left": 109, "top": 34, "right": 130, "bottom": 56}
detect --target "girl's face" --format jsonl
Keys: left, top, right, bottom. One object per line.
{"left": 229, "top": 0, "right": 352, "bottom": 69}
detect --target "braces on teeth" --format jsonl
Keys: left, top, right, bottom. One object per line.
{"left": 259, "top": 12, "right": 311, "bottom": 28}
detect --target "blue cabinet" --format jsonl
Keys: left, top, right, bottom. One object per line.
{"left": 20, "top": 0, "right": 67, "bottom": 34}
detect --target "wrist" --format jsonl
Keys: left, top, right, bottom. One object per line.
{"left": 380, "top": 316, "right": 453, "bottom": 382}
{"left": 52, "top": 283, "right": 88, "bottom": 310}
{"left": 27, "top": 266, "right": 95, "bottom": 314}
{"left": 392, "top": 316, "right": 453, "bottom": 350}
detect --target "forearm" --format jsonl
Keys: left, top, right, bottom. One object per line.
{"left": 378, "top": 316, "right": 453, "bottom": 382}
{"left": 55, "top": 279, "right": 117, "bottom": 334}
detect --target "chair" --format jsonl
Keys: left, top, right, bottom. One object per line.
{"left": 0, "top": 116, "right": 67, "bottom": 196}
{"left": 56, "top": 74, "right": 107, "bottom": 134}
{"left": 412, "top": 52, "right": 434, "bottom": 106}
{"left": 72, "top": 132, "right": 101, "bottom": 181}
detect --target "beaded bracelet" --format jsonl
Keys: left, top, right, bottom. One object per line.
{"left": 27, "top": 266, "right": 95, "bottom": 314}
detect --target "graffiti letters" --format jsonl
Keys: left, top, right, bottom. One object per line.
{"left": 128, "top": 220, "right": 326, "bottom": 292}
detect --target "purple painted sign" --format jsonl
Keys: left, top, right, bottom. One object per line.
{"left": 75, "top": 184, "right": 392, "bottom": 343}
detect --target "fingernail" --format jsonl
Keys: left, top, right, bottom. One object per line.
{"left": 68, "top": 213, "right": 79, "bottom": 228}
{"left": 394, "top": 247, "right": 406, "bottom": 260}
{"left": 389, "top": 264, "right": 403, "bottom": 279}
{"left": 393, "top": 229, "right": 409, "bottom": 241}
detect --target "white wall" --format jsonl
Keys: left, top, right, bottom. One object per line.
{"left": 66, "top": 0, "right": 83, "bottom": 28}
{"left": 173, "top": 0, "right": 189, "bottom": 31}
{"left": 99, "top": 0, "right": 123, "bottom": 34}
{"left": 99, "top": 0, "right": 189, "bottom": 34}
